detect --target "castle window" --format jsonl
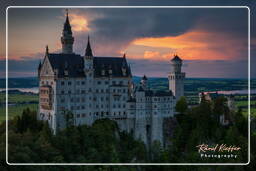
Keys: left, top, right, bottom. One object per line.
{"left": 120, "top": 81, "right": 123, "bottom": 85}
{"left": 68, "top": 81, "right": 72, "bottom": 85}
{"left": 71, "top": 98, "right": 74, "bottom": 102}
{"left": 81, "top": 81, "right": 85, "bottom": 85}
{"left": 94, "top": 97, "right": 97, "bottom": 101}
{"left": 71, "top": 106, "right": 74, "bottom": 110}
{"left": 96, "top": 89, "right": 99, "bottom": 93}
{"left": 123, "top": 104, "right": 126, "bottom": 108}
{"left": 106, "top": 89, "right": 109, "bottom": 93}
{"left": 81, "top": 90, "right": 85, "bottom": 94}
{"left": 113, "top": 104, "right": 116, "bottom": 108}
{"left": 61, "top": 81, "right": 64, "bottom": 85}
{"left": 61, "top": 98, "right": 65, "bottom": 103}
{"left": 89, "top": 88, "right": 92, "bottom": 92}
{"left": 68, "top": 90, "right": 71, "bottom": 94}
{"left": 113, "top": 89, "right": 116, "bottom": 93}
{"left": 101, "top": 89, "right": 104, "bottom": 93}
{"left": 77, "top": 114, "right": 80, "bottom": 118}
{"left": 97, "top": 81, "right": 101, "bottom": 85}
{"left": 105, "top": 81, "right": 109, "bottom": 84}
{"left": 123, "top": 89, "right": 126, "bottom": 93}
{"left": 112, "top": 81, "right": 116, "bottom": 85}
{"left": 82, "top": 114, "right": 85, "bottom": 117}
{"left": 81, "top": 98, "right": 85, "bottom": 102}
{"left": 81, "top": 106, "right": 85, "bottom": 109}
{"left": 101, "top": 97, "right": 104, "bottom": 101}
{"left": 61, "top": 90, "right": 64, "bottom": 94}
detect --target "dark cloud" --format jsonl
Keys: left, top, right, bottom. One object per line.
{"left": 70, "top": 7, "right": 249, "bottom": 57}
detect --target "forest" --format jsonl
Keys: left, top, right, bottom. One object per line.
{"left": 0, "top": 96, "right": 255, "bottom": 170}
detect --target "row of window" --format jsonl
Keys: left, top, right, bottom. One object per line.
{"left": 75, "top": 111, "right": 127, "bottom": 118}
{"left": 60, "top": 96, "right": 127, "bottom": 103}
{"left": 60, "top": 88, "right": 127, "bottom": 94}
{"left": 41, "top": 81, "right": 53, "bottom": 85}
{"left": 137, "top": 97, "right": 172, "bottom": 102}
{"left": 60, "top": 80, "right": 129, "bottom": 86}
{"left": 60, "top": 103, "right": 126, "bottom": 110}
{"left": 170, "top": 75, "right": 183, "bottom": 79}
{"left": 40, "top": 89, "right": 50, "bottom": 94}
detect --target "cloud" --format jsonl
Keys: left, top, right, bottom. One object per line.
{"left": 69, "top": 13, "right": 90, "bottom": 32}
{"left": 131, "top": 30, "right": 247, "bottom": 61}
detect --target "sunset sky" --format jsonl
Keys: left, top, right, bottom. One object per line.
{"left": 0, "top": 0, "right": 256, "bottom": 78}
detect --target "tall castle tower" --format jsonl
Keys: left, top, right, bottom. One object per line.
{"left": 168, "top": 55, "right": 185, "bottom": 101}
{"left": 61, "top": 10, "right": 74, "bottom": 54}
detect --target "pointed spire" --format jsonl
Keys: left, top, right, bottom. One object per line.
{"left": 142, "top": 75, "right": 148, "bottom": 80}
{"left": 85, "top": 35, "right": 93, "bottom": 57}
{"left": 45, "top": 45, "right": 49, "bottom": 55}
{"left": 123, "top": 53, "right": 126, "bottom": 58}
{"left": 63, "top": 9, "right": 72, "bottom": 34}
{"left": 38, "top": 60, "right": 42, "bottom": 70}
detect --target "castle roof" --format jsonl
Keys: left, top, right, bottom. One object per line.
{"left": 171, "top": 55, "right": 182, "bottom": 62}
{"left": 46, "top": 53, "right": 131, "bottom": 78}
{"left": 63, "top": 10, "right": 72, "bottom": 35}
{"left": 93, "top": 57, "right": 132, "bottom": 77}
{"left": 145, "top": 90, "right": 173, "bottom": 97}
{"left": 85, "top": 36, "right": 93, "bottom": 56}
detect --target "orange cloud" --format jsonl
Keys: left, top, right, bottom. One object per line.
{"left": 143, "top": 51, "right": 160, "bottom": 59}
{"left": 69, "top": 13, "right": 90, "bottom": 32}
{"left": 131, "top": 30, "right": 247, "bottom": 61}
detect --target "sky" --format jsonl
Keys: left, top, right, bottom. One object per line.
{"left": 0, "top": 0, "right": 256, "bottom": 78}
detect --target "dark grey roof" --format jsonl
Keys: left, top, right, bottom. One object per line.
{"left": 145, "top": 90, "right": 173, "bottom": 97}
{"left": 45, "top": 53, "right": 131, "bottom": 78}
{"left": 93, "top": 57, "right": 132, "bottom": 77}
{"left": 47, "top": 53, "right": 84, "bottom": 78}
{"left": 171, "top": 55, "right": 182, "bottom": 62}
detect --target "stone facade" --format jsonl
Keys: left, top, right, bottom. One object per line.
{"left": 38, "top": 11, "right": 185, "bottom": 145}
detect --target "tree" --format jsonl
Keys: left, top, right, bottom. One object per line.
{"left": 175, "top": 96, "right": 188, "bottom": 114}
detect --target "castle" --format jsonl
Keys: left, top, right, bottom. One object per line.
{"left": 38, "top": 11, "right": 185, "bottom": 146}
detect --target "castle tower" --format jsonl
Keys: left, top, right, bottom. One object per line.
{"left": 140, "top": 75, "right": 148, "bottom": 90}
{"left": 84, "top": 36, "right": 93, "bottom": 71}
{"left": 168, "top": 55, "right": 185, "bottom": 101}
{"left": 61, "top": 9, "right": 74, "bottom": 54}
